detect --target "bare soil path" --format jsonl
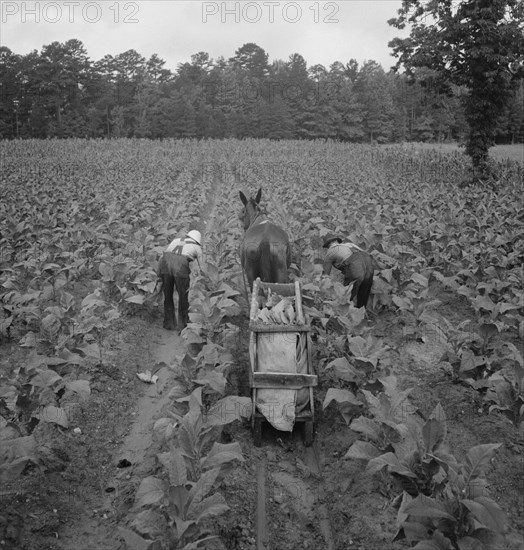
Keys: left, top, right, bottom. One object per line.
{"left": 54, "top": 328, "right": 183, "bottom": 550}
{"left": 51, "top": 165, "right": 225, "bottom": 549}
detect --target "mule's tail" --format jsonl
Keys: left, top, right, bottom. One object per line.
{"left": 260, "top": 241, "right": 272, "bottom": 282}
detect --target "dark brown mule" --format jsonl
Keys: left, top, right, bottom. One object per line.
{"left": 239, "top": 188, "right": 291, "bottom": 290}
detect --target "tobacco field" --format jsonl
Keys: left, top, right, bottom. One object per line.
{"left": 0, "top": 138, "right": 523, "bottom": 550}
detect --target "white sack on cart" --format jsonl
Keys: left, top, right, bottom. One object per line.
{"left": 256, "top": 332, "right": 297, "bottom": 431}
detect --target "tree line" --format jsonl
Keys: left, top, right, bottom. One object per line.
{"left": 0, "top": 39, "right": 523, "bottom": 143}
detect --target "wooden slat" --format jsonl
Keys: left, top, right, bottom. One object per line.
{"left": 248, "top": 332, "right": 256, "bottom": 386}
{"left": 307, "top": 333, "right": 314, "bottom": 418}
{"left": 306, "top": 333, "right": 314, "bottom": 374}
{"left": 254, "top": 410, "right": 313, "bottom": 421}
{"left": 252, "top": 388, "right": 257, "bottom": 428}
{"left": 252, "top": 372, "right": 318, "bottom": 389}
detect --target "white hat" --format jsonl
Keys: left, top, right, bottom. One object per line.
{"left": 186, "top": 230, "right": 202, "bottom": 245}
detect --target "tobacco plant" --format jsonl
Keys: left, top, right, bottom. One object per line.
{"left": 121, "top": 388, "right": 250, "bottom": 549}
{"left": 394, "top": 444, "right": 506, "bottom": 549}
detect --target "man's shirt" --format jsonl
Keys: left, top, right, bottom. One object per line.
{"left": 166, "top": 237, "right": 203, "bottom": 269}
{"left": 323, "top": 242, "right": 363, "bottom": 274}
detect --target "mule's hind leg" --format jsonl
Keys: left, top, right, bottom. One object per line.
{"left": 272, "top": 256, "right": 289, "bottom": 284}
{"left": 162, "top": 274, "right": 177, "bottom": 330}
{"left": 274, "top": 268, "right": 288, "bottom": 284}
{"left": 271, "top": 242, "right": 290, "bottom": 283}
{"left": 243, "top": 261, "right": 258, "bottom": 293}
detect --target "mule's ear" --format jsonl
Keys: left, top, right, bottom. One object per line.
{"left": 239, "top": 191, "right": 248, "bottom": 205}
{"left": 255, "top": 188, "right": 262, "bottom": 204}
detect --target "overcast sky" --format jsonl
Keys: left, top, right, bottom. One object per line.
{"left": 1, "top": 1, "right": 408, "bottom": 71}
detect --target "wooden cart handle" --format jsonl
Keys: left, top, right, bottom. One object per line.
{"left": 294, "top": 280, "right": 305, "bottom": 324}
{"left": 249, "top": 277, "right": 261, "bottom": 321}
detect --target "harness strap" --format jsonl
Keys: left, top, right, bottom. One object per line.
{"left": 250, "top": 211, "right": 268, "bottom": 226}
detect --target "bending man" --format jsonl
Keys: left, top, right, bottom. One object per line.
{"left": 322, "top": 233, "right": 374, "bottom": 308}
{"left": 158, "top": 229, "right": 203, "bottom": 331}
